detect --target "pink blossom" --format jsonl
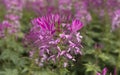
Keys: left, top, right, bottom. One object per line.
{"left": 26, "top": 14, "right": 83, "bottom": 67}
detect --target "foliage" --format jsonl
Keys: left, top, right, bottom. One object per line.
{"left": 0, "top": 0, "right": 120, "bottom": 75}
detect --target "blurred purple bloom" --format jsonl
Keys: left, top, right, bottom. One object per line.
{"left": 28, "top": 0, "right": 91, "bottom": 24}
{"left": 2, "top": 0, "right": 24, "bottom": 35}
{"left": 112, "top": 9, "right": 120, "bottom": 30}
{"left": 85, "top": 0, "right": 120, "bottom": 19}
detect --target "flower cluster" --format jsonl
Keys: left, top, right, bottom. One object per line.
{"left": 26, "top": 14, "right": 83, "bottom": 67}
{"left": 2, "top": 0, "right": 24, "bottom": 34}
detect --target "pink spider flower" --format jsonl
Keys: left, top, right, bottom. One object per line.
{"left": 26, "top": 14, "right": 84, "bottom": 67}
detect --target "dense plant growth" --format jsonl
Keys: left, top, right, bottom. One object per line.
{"left": 0, "top": 0, "right": 120, "bottom": 75}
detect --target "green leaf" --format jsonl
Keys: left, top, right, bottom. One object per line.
{"left": 0, "top": 69, "right": 18, "bottom": 75}
{"left": 84, "top": 62, "right": 100, "bottom": 72}
{"left": 98, "top": 53, "right": 109, "bottom": 61}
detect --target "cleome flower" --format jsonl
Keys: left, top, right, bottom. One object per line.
{"left": 26, "top": 14, "right": 84, "bottom": 67}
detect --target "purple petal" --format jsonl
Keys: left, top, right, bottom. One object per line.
{"left": 96, "top": 72, "right": 101, "bottom": 75}
{"left": 66, "top": 53, "right": 72, "bottom": 59}
{"left": 71, "top": 19, "right": 83, "bottom": 32}
{"left": 63, "top": 62, "right": 68, "bottom": 67}
{"left": 60, "top": 51, "right": 66, "bottom": 56}
{"left": 102, "top": 67, "right": 108, "bottom": 75}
